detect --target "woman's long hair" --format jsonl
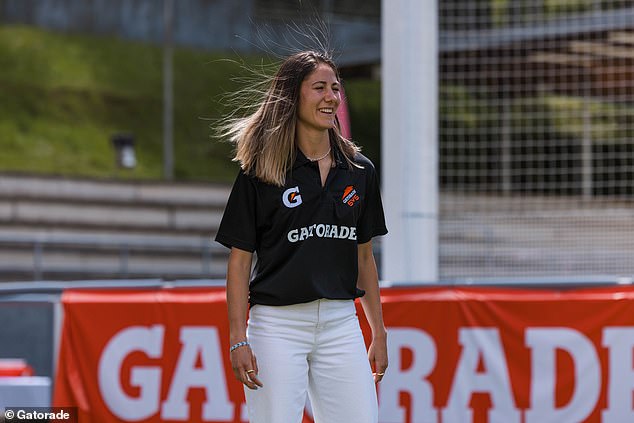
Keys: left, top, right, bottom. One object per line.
{"left": 219, "top": 51, "right": 360, "bottom": 187}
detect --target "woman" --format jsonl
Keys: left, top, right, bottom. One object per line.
{"left": 215, "top": 50, "right": 388, "bottom": 423}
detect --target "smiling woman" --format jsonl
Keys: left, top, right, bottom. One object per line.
{"left": 297, "top": 63, "right": 341, "bottom": 134}
{"left": 214, "top": 50, "right": 388, "bottom": 423}
{"left": 218, "top": 51, "right": 361, "bottom": 187}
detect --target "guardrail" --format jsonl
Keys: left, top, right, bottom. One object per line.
{"left": 0, "top": 234, "right": 229, "bottom": 281}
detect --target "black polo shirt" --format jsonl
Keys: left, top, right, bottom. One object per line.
{"left": 215, "top": 147, "right": 388, "bottom": 306}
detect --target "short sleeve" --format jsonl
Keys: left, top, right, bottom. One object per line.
{"left": 356, "top": 163, "right": 388, "bottom": 244}
{"left": 215, "top": 170, "right": 258, "bottom": 252}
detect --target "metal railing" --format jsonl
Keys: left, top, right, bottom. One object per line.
{"left": 0, "top": 234, "right": 229, "bottom": 281}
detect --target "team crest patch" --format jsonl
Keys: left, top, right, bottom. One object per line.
{"left": 282, "top": 186, "right": 302, "bottom": 208}
{"left": 342, "top": 185, "right": 360, "bottom": 207}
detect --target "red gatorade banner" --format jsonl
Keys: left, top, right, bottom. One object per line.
{"left": 54, "top": 286, "right": 634, "bottom": 422}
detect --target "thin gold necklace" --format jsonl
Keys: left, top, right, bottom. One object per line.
{"left": 306, "top": 146, "right": 331, "bottom": 162}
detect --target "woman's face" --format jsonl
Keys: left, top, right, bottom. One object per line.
{"left": 297, "top": 63, "right": 341, "bottom": 134}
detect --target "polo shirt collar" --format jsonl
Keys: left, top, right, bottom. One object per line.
{"left": 333, "top": 144, "right": 348, "bottom": 169}
{"left": 293, "top": 149, "right": 312, "bottom": 169}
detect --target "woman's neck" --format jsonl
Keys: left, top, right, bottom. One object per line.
{"left": 296, "top": 129, "right": 331, "bottom": 159}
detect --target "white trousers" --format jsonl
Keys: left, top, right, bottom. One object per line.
{"left": 245, "top": 299, "right": 378, "bottom": 423}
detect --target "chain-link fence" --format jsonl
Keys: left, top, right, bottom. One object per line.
{"left": 439, "top": 0, "right": 634, "bottom": 279}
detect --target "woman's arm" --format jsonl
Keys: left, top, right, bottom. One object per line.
{"left": 227, "top": 247, "right": 262, "bottom": 389}
{"left": 357, "top": 240, "right": 388, "bottom": 383}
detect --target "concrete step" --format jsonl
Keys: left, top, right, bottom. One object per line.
{"left": 0, "top": 174, "right": 229, "bottom": 233}
{"left": 0, "top": 248, "right": 229, "bottom": 281}
{"left": 0, "top": 225, "right": 216, "bottom": 244}
{"left": 0, "top": 226, "right": 231, "bottom": 281}
{"left": 0, "top": 174, "right": 231, "bottom": 207}
{"left": 0, "top": 199, "right": 224, "bottom": 233}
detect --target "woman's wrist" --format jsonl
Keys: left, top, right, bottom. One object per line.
{"left": 229, "top": 331, "right": 247, "bottom": 345}
{"left": 372, "top": 327, "right": 388, "bottom": 340}
{"left": 229, "top": 340, "right": 250, "bottom": 353}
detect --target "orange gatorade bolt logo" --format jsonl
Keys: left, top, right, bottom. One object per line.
{"left": 342, "top": 186, "right": 360, "bottom": 207}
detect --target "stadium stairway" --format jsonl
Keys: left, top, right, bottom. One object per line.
{"left": 0, "top": 174, "right": 232, "bottom": 282}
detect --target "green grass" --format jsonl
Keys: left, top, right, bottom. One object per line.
{"left": 0, "top": 25, "right": 382, "bottom": 182}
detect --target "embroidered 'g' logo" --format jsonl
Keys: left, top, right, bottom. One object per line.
{"left": 282, "top": 186, "right": 302, "bottom": 208}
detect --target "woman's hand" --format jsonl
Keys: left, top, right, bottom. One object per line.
{"left": 230, "top": 344, "right": 263, "bottom": 390}
{"left": 368, "top": 333, "right": 388, "bottom": 383}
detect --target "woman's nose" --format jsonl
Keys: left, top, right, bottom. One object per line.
{"left": 325, "top": 89, "right": 338, "bottom": 102}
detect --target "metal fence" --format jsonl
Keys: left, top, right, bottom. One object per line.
{"left": 439, "top": 1, "right": 634, "bottom": 279}
{"left": 0, "top": 234, "right": 226, "bottom": 281}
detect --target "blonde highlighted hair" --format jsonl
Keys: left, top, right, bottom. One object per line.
{"left": 219, "top": 51, "right": 360, "bottom": 187}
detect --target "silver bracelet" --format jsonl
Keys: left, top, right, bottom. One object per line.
{"left": 230, "top": 341, "right": 249, "bottom": 353}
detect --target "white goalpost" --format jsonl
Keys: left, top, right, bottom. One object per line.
{"left": 381, "top": 0, "right": 439, "bottom": 284}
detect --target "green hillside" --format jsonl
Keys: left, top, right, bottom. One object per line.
{"left": 0, "top": 25, "right": 381, "bottom": 182}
